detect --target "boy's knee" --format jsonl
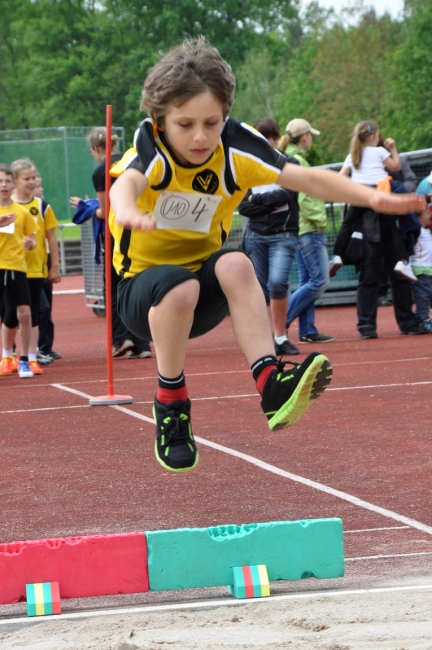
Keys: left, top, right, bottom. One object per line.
{"left": 17, "top": 305, "right": 31, "bottom": 326}
{"left": 216, "top": 251, "right": 253, "bottom": 280}
{"left": 161, "top": 278, "right": 200, "bottom": 310}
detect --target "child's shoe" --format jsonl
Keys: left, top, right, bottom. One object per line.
{"left": 18, "top": 360, "right": 34, "bottom": 378}
{"left": 29, "top": 360, "right": 44, "bottom": 375}
{"left": 261, "top": 352, "right": 332, "bottom": 430}
{"left": 394, "top": 261, "right": 417, "bottom": 282}
{"left": 329, "top": 255, "right": 342, "bottom": 278}
{"left": 0, "top": 356, "right": 13, "bottom": 376}
{"left": 153, "top": 398, "right": 199, "bottom": 472}
{"left": 10, "top": 353, "right": 19, "bottom": 373}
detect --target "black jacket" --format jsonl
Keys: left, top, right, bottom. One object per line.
{"left": 238, "top": 155, "right": 299, "bottom": 235}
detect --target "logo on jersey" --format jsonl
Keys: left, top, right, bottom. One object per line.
{"left": 192, "top": 169, "right": 219, "bottom": 195}
{"left": 30, "top": 207, "right": 39, "bottom": 216}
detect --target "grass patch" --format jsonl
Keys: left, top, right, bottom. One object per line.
{"left": 56, "top": 224, "right": 81, "bottom": 240}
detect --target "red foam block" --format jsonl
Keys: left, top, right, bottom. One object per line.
{"left": 0, "top": 532, "right": 148, "bottom": 604}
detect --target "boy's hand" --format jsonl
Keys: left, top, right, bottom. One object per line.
{"left": 49, "top": 264, "right": 61, "bottom": 283}
{"left": 115, "top": 211, "right": 157, "bottom": 231}
{"left": 370, "top": 191, "right": 425, "bottom": 215}
{"left": 23, "top": 235, "right": 36, "bottom": 250}
{"left": 0, "top": 213, "right": 17, "bottom": 227}
{"left": 69, "top": 195, "right": 89, "bottom": 209}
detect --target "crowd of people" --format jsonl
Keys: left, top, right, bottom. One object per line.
{"left": 1, "top": 39, "right": 431, "bottom": 483}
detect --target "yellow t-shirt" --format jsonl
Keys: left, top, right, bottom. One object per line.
{"left": 18, "top": 197, "right": 58, "bottom": 278}
{"left": 0, "top": 202, "right": 39, "bottom": 273}
{"left": 109, "top": 117, "right": 286, "bottom": 277}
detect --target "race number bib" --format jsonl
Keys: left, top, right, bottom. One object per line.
{"left": 0, "top": 222, "right": 15, "bottom": 234}
{"left": 153, "top": 191, "right": 222, "bottom": 234}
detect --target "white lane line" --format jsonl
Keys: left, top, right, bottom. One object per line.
{"left": 52, "top": 289, "right": 84, "bottom": 295}
{"left": 1, "top": 405, "right": 91, "bottom": 414}
{"left": 51, "top": 384, "right": 93, "bottom": 400}
{"left": 345, "top": 526, "right": 410, "bottom": 533}
{"left": 1, "top": 583, "right": 432, "bottom": 626}
{"left": 2, "top": 377, "right": 432, "bottom": 413}
{"left": 50, "top": 383, "right": 432, "bottom": 538}
{"left": 346, "top": 551, "right": 432, "bottom": 561}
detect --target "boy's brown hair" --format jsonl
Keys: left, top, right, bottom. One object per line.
{"left": 0, "top": 163, "right": 15, "bottom": 179}
{"left": 140, "top": 36, "right": 236, "bottom": 124}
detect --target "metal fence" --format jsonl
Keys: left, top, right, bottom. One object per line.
{"left": 0, "top": 126, "right": 125, "bottom": 222}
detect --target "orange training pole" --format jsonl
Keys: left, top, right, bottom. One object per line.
{"left": 89, "top": 105, "right": 133, "bottom": 406}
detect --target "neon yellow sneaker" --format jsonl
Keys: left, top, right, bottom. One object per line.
{"left": 153, "top": 398, "right": 199, "bottom": 472}
{"left": 261, "top": 352, "right": 332, "bottom": 430}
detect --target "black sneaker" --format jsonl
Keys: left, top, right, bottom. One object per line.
{"left": 261, "top": 353, "right": 332, "bottom": 431}
{"left": 274, "top": 339, "right": 300, "bottom": 356}
{"left": 299, "top": 333, "right": 335, "bottom": 343}
{"left": 400, "top": 322, "right": 431, "bottom": 335}
{"left": 153, "top": 398, "right": 199, "bottom": 472}
{"left": 360, "top": 329, "right": 378, "bottom": 339}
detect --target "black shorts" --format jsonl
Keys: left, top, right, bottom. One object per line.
{"left": 117, "top": 248, "right": 246, "bottom": 341}
{"left": 1, "top": 276, "right": 44, "bottom": 328}
{"left": 0, "top": 270, "right": 31, "bottom": 327}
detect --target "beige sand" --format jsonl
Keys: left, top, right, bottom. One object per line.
{"left": 1, "top": 587, "right": 432, "bottom": 649}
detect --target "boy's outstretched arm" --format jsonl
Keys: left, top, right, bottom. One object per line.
{"left": 278, "top": 163, "right": 425, "bottom": 215}
{"left": 110, "top": 168, "right": 156, "bottom": 231}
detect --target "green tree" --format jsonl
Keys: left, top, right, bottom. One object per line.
{"left": 383, "top": 0, "right": 432, "bottom": 152}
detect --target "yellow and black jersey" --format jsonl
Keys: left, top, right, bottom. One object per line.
{"left": 109, "top": 117, "right": 286, "bottom": 277}
{"left": 18, "top": 197, "right": 58, "bottom": 278}
{"left": 0, "top": 202, "right": 39, "bottom": 273}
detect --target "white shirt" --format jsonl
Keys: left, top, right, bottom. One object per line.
{"left": 410, "top": 227, "right": 432, "bottom": 268}
{"left": 343, "top": 146, "right": 391, "bottom": 185}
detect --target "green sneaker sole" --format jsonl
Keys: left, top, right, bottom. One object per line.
{"left": 267, "top": 354, "right": 332, "bottom": 431}
{"left": 154, "top": 441, "right": 200, "bottom": 473}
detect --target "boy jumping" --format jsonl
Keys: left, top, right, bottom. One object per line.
{"left": 109, "top": 38, "right": 425, "bottom": 473}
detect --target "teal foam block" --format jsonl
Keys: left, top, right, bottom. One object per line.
{"left": 147, "top": 519, "right": 344, "bottom": 591}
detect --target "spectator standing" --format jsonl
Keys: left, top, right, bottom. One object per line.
{"left": 279, "top": 119, "right": 334, "bottom": 344}
{"left": 33, "top": 174, "right": 61, "bottom": 362}
{"left": 410, "top": 205, "right": 432, "bottom": 331}
{"left": 238, "top": 118, "right": 300, "bottom": 356}
{"left": 332, "top": 120, "right": 427, "bottom": 337}
{"left": 70, "top": 127, "right": 152, "bottom": 359}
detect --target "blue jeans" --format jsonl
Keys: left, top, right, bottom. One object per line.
{"left": 286, "top": 232, "right": 329, "bottom": 336}
{"left": 412, "top": 274, "right": 432, "bottom": 321}
{"left": 244, "top": 229, "right": 298, "bottom": 301}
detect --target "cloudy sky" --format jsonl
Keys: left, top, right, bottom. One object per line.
{"left": 309, "top": 0, "right": 405, "bottom": 19}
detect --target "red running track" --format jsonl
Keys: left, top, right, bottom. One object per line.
{"left": 1, "top": 277, "right": 432, "bottom": 612}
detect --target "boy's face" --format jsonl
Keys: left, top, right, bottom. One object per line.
{"left": 161, "top": 90, "right": 224, "bottom": 166}
{"left": 0, "top": 171, "right": 15, "bottom": 201}
{"left": 15, "top": 167, "right": 37, "bottom": 197}
{"left": 34, "top": 178, "right": 44, "bottom": 199}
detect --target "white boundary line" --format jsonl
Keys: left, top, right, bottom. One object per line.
{"left": 52, "top": 383, "right": 432, "bottom": 536}
{"left": 1, "top": 583, "right": 432, "bottom": 627}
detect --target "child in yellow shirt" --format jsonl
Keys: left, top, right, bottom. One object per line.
{"left": 0, "top": 164, "right": 38, "bottom": 378}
